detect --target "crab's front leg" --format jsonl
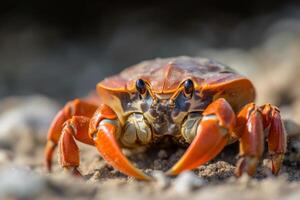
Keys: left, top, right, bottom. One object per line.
{"left": 167, "top": 98, "right": 236, "bottom": 175}
{"left": 90, "top": 105, "right": 152, "bottom": 180}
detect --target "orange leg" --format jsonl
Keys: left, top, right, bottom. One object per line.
{"left": 167, "top": 98, "right": 236, "bottom": 175}
{"left": 235, "top": 103, "right": 287, "bottom": 176}
{"left": 89, "top": 104, "right": 152, "bottom": 180}
{"left": 59, "top": 116, "right": 95, "bottom": 176}
{"left": 261, "top": 104, "right": 287, "bottom": 174}
{"left": 235, "top": 103, "right": 264, "bottom": 176}
{"left": 45, "top": 99, "right": 98, "bottom": 171}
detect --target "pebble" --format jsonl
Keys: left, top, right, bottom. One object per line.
{"left": 0, "top": 95, "right": 59, "bottom": 144}
{"left": 173, "top": 171, "right": 206, "bottom": 194}
{"left": 158, "top": 150, "right": 168, "bottom": 159}
{"left": 152, "top": 171, "right": 170, "bottom": 189}
{"left": 0, "top": 166, "right": 45, "bottom": 198}
{"left": 291, "top": 141, "right": 300, "bottom": 153}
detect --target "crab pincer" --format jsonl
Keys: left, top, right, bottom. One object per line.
{"left": 167, "top": 98, "right": 236, "bottom": 175}
{"left": 90, "top": 105, "right": 152, "bottom": 180}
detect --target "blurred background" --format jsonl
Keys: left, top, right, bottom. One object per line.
{"left": 1, "top": 0, "right": 300, "bottom": 133}
{"left": 0, "top": 0, "right": 299, "bottom": 102}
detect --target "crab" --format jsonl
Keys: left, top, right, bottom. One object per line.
{"left": 45, "top": 56, "right": 287, "bottom": 180}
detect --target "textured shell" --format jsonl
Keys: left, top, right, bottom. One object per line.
{"left": 98, "top": 56, "right": 252, "bottom": 93}
{"left": 97, "top": 56, "right": 256, "bottom": 114}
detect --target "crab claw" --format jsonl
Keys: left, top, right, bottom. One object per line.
{"left": 167, "top": 98, "right": 235, "bottom": 176}
{"left": 167, "top": 115, "right": 229, "bottom": 175}
{"left": 91, "top": 105, "right": 152, "bottom": 181}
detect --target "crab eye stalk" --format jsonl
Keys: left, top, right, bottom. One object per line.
{"left": 183, "top": 79, "right": 194, "bottom": 98}
{"left": 136, "top": 79, "right": 147, "bottom": 96}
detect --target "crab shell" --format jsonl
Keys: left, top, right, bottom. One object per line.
{"left": 96, "top": 56, "right": 255, "bottom": 126}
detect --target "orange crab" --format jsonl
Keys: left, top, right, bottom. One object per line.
{"left": 45, "top": 56, "right": 287, "bottom": 180}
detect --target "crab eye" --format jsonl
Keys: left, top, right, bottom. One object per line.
{"left": 136, "top": 79, "right": 147, "bottom": 95}
{"left": 183, "top": 79, "right": 194, "bottom": 98}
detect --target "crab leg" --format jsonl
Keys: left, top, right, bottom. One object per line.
{"left": 58, "top": 116, "right": 94, "bottom": 176}
{"left": 90, "top": 104, "right": 152, "bottom": 180}
{"left": 167, "top": 98, "right": 236, "bottom": 175}
{"left": 235, "top": 103, "right": 287, "bottom": 176}
{"left": 45, "top": 99, "right": 98, "bottom": 171}
{"left": 261, "top": 104, "right": 287, "bottom": 174}
{"left": 235, "top": 103, "right": 264, "bottom": 176}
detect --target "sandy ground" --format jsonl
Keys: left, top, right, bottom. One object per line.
{"left": 0, "top": 114, "right": 300, "bottom": 200}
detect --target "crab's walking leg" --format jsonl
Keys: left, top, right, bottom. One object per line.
{"left": 235, "top": 103, "right": 287, "bottom": 176}
{"left": 90, "top": 104, "right": 152, "bottom": 180}
{"left": 58, "top": 116, "right": 93, "bottom": 176}
{"left": 261, "top": 104, "right": 287, "bottom": 174}
{"left": 45, "top": 99, "right": 98, "bottom": 171}
{"left": 167, "top": 98, "right": 236, "bottom": 175}
{"left": 235, "top": 103, "right": 264, "bottom": 176}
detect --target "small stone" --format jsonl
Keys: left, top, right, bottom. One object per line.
{"left": 158, "top": 150, "right": 168, "bottom": 159}
{"left": 88, "top": 171, "right": 101, "bottom": 183}
{"left": 0, "top": 95, "right": 59, "bottom": 142}
{"left": 153, "top": 160, "right": 163, "bottom": 169}
{"left": 0, "top": 166, "right": 45, "bottom": 198}
{"left": 292, "top": 141, "right": 300, "bottom": 153}
{"left": 173, "top": 171, "right": 205, "bottom": 194}
{"left": 236, "top": 173, "right": 251, "bottom": 189}
{"left": 152, "top": 170, "right": 170, "bottom": 189}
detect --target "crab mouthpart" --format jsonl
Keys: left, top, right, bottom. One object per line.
{"left": 147, "top": 98, "right": 180, "bottom": 136}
